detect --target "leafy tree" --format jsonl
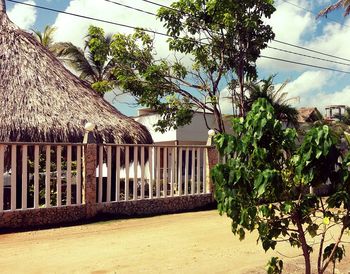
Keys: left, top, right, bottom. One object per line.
{"left": 55, "top": 26, "right": 116, "bottom": 96}
{"left": 109, "top": 0, "right": 276, "bottom": 133}
{"left": 318, "top": 0, "right": 350, "bottom": 17}
{"left": 212, "top": 98, "right": 350, "bottom": 274}
{"left": 245, "top": 76, "right": 299, "bottom": 127}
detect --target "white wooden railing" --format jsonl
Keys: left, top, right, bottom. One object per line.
{"left": 97, "top": 144, "right": 211, "bottom": 203}
{"left": 0, "top": 142, "right": 83, "bottom": 212}
{"left": 0, "top": 143, "right": 213, "bottom": 212}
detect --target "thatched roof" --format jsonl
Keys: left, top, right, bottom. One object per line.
{"left": 297, "top": 107, "right": 322, "bottom": 123}
{"left": 0, "top": 1, "right": 152, "bottom": 144}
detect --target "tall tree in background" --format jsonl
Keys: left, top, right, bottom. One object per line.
{"left": 318, "top": 0, "right": 350, "bottom": 17}
{"left": 245, "top": 76, "right": 299, "bottom": 127}
{"left": 55, "top": 26, "right": 116, "bottom": 96}
{"left": 110, "top": 0, "right": 275, "bottom": 133}
{"left": 32, "top": 25, "right": 57, "bottom": 51}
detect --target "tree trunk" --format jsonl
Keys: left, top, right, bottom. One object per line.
{"left": 213, "top": 105, "right": 224, "bottom": 133}
{"left": 237, "top": 58, "right": 245, "bottom": 117}
{"left": 294, "top": 213, "right": 311, "bottom": 274}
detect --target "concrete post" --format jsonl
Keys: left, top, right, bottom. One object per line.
{"left": 84, "top": 143, "right": 97, "bottom": 218}
{"left": 206, "top": 147, "right": 219, "bottom": 194}
{"left": 82, "top": 122, "right": 97, "bottom": 218}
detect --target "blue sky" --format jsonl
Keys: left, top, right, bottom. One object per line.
{"left": 5, "top": 0, "right": 350, "bottom": 116}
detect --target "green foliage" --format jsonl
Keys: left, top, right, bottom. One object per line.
{"left": 107, "top": 0, "right": 276, "bottom": 132}
{"left": 55, "top": 26, "right": 116, "bottom": 96}
{"left": 32, "top": 25, "right": 57, "bottom": 50}
{"left": 266, "top": 257, "right": 283, "bottom": 274}
{"left": 245, "top": 76, "right": 299, "bottom": 127}
{"left": 212, "top": 98, "right": 350, "bottom": 273}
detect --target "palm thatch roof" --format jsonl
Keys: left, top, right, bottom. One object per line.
{"left": 297, "top": 107, "right": 323, "bottom": 124}
{"left": 0, "top": 1, "right": 152, "bottom": 144}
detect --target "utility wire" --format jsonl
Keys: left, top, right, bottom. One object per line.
{"left": 139, "top": 0, "right": 178, "bottom": 11}
{"left": 267, "top": 46, "right": 350, "bottom": 67}
{"left": 6, "top": 0, "right": 170, "bottom": 38}
{"left": 7, "top": 0, "right": 350, "bottom": 74}
{"left": 260, "top": 55, "right": 350, "bottom": 74}
{"left": 136, "top": 0, "right": 350, "bottom": 63}
{"left": 103, "top": 0, "right": 157, "bottom": 16}
{"left": 272, "top": 39, "right": 350, "bottom": 63}
{"left": 280, "top": 0, "right": 350, "bottom": 29}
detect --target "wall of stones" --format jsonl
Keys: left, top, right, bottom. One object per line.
{"left": 0, "top": 205, "right": 86, "bottom": 229}
{"left": 96, "top": 194, "right": 215, "bottom": 217}
{"left": 0, "top": 194, "right": 215, "bottom": 230}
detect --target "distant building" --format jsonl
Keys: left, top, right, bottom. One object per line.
{"left": 325, "top": 105, "right": 347, "bottom": 121}
{"left": 133, "top": 108, "right": 232, "bottom": 145}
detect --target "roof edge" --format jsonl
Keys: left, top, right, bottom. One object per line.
{"left": 0, "top": 0, "right": 5, "bottom": 14}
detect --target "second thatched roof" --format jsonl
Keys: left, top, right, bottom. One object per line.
{"left": 0, "top": 3, "right": 152, "bottom": 144}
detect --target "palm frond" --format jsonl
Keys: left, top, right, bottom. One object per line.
{"left": 318, "top": 0, "right": 349, "bottom": 17}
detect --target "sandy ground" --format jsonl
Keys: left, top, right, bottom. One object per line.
{"left": 0, "top": 210, "right": 350, "bottom": 274}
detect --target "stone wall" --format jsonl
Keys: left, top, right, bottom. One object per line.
{"left": 97, "top": 194, "right": 215, "bottom": 217}
{"left": 0, "top": 195, "right": 215, "bottom": 230}
{"left": 0, "top": 205, "right": 86, "bottom": 229}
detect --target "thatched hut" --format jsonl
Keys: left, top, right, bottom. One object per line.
{"left": 0, "top": 0, "right": 152, "bottom": 144}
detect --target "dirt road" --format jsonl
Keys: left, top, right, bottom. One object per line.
{"left": 0, "top": 210, "right": 349, "bottom": 273}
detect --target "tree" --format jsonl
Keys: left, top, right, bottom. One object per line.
{"left": 109, "top": 0, "right": 275, "bottom": 133}
{"left": 318, "top": 0, "right": 350, "bottom": 17}
{"left": 32, "top": 25, "right": 57, "bottom": 51}
{"left": 212, "top": 98, "right": 350, "bottom": 274}
{"left": 55, "top": 26, "right": 116, "bottom": 96}
{"left": 245, "top": 76, "right": 299, "bottom": 127}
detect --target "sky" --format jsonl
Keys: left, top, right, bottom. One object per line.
{"left": 5, "top": 0, "right": 350, "bottom": 116}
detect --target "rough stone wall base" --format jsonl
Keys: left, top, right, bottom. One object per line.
{"left": 0, "top": 194, "right": 215, "bottom": 230}
{"left": 97, "top": 194, "right": 215, "bottom": 217}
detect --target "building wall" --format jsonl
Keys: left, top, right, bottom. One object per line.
{"left": 135, "top": 114, "right": 177, "bottom": 143}
{"left": 135, "top": 112, "right": 233, "bottom": 144}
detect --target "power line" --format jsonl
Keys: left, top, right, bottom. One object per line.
{"left": 103, "top": 0, "right": 156, "bottom": 16}
{"left": 260, "top": 55, "right": 350, "bottom": 74}
{"left": 267, "top": 46, "right": 350, "bottom": 67}
{"left": 139, "top": 0, "right": 177, "bottom": 12}
{"left": 6, "top": 0, "right": 350, "bottom": 75}
{"left": 6, "top": 0, "right": 170, "bottom": 38}
{"left": 134, "top": 0, "right": 350, "bottom": 64}
{"left": 272, "top": 39, "right": 350, "bottom": 63}
{"left": 280, "top": 0, "right": 350, "bottom": 29}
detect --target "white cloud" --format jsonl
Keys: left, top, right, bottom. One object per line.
{"left": 307, "top": 86, "right": 350, "bottom": 115}
{"left": 53, "top": 0, "right": 174, "bottom": 59}
{"left": 258, "top": 0, "right": 350, "bottom": 74}
{"left": 278, "top": 70, "right": 350, "bottom": 115}
{"left": 7, "top": 0, "right": 37, "bottom": 30}
{"left": 283, "top": 70, "right": 333, "bottom": 99}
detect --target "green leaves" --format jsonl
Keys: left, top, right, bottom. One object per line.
{"left": 211, "top": 97, "right": 350, "bottom": 272}
{"left": 266, "top": 257, "right": 283, "bottom": 274}
{"left": 293, "top": 125, "right": 340, "bottom": 187}
{"left": 323, "top": 244, "right": 346, "bottom": 263}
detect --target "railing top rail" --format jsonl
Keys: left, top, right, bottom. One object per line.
{"left": 101, "top": 143, "right": 214, "bottom": 148}
{"left": 0, "top": 142, "right": 215, "bottom": 149}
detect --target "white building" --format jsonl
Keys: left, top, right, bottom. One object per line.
{"left": 133, "top": 108, "right": 232, "bottom": 145}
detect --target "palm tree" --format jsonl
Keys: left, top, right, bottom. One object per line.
{"left": 54, "top": 26, "right": 116, "bottom": 96}
{"left": 318, "top": 0, "right": 350, "bottom": 17}
{"left": 245, "top": 76, "right": 299, "bottom": 127}
{"left": 32, "top": 25, "right": 57, "bottom": 51}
